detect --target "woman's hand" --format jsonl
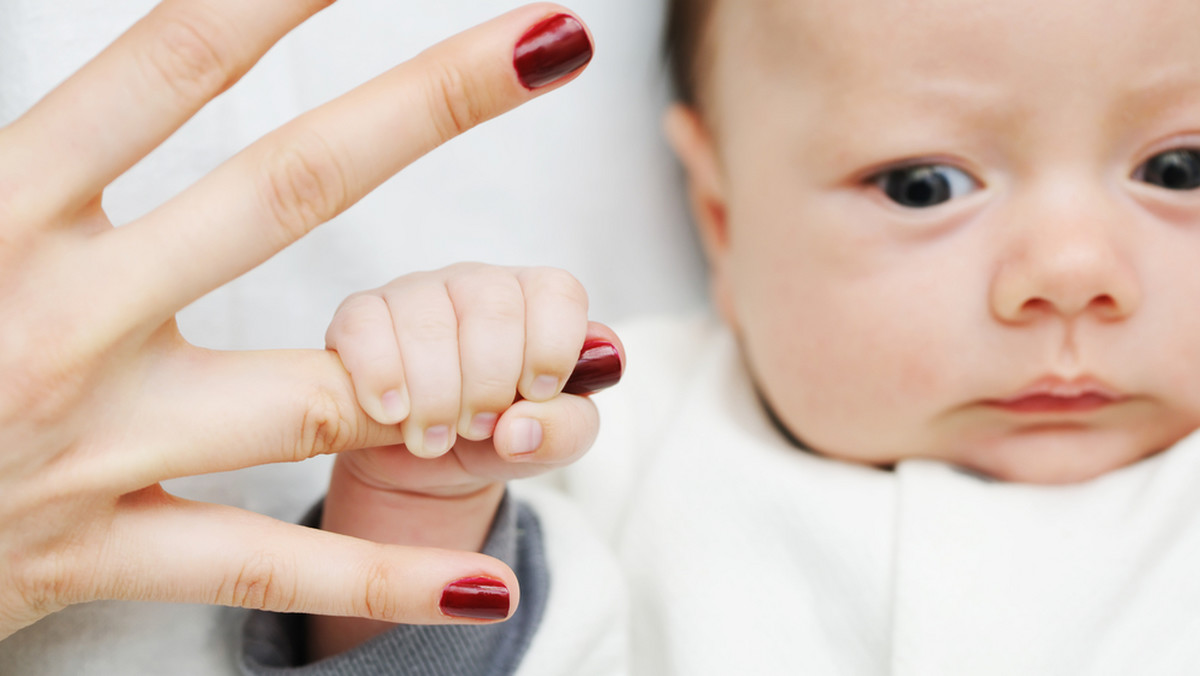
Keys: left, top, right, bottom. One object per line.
{"left": 0, "top": 1, "right": 593, "bottom": 639}
{"left": 312, "top": 263, "right": 622, "bottom": 657}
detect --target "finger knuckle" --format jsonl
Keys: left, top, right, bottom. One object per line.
{"left": 295, "top": 386, "right": 357, "bottom": 460}
{"left": 528, "top": 267, "right": 588, "bottom": 307}
{"left": 472, "top": 374, "right": 520, "bottom": 401}
{"left": 10, "top": 549, "right": 76, "bottom": 619}
{"left": 358, "top": 556, "right": 401, "bottom": 621}
{"left": 220, "top": 552, "right": 295, "bottom": 611}
{"left": 330, "top": 294, "right": 387, "bottom": 341}
{"left": 401, "top": 296, "right": 458, "bottom": 340}
{"left": 0, "top": 335, "right": 95, "bottom": 428}
{"left": 259, "top": 131, "right": 350, "bottom": 244}
{"left": 450, "top": 273, "right": 524, "bottom": 322}
{"left": 423, "top": 62, "right": 488, "bottom": 142}
{"left": 143, "top": 11, "right": 236, "bottom": 103}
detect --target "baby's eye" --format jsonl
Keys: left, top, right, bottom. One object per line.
{"left": 1135, "top": 149, "right": 1200, "bottom": 191}
{"left": 872, "top": 164, "right": 979, "bottom": 208}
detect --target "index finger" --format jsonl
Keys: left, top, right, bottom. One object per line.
{"left": 108, "top": 4, "right": 594, "bottom": 328}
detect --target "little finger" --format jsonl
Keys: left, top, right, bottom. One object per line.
{"left": 515, "top": 267, "right": 589, "bottom": 401}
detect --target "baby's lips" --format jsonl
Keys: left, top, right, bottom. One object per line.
{"left": 562, "top": 339, "right": 623, "bottom": 395}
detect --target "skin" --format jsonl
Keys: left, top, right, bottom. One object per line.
{"left": 0, "top": 0, "right": 595, "bottom": 641}
{"left": 666, "top": 0, "right": 1200, "bottom": 484}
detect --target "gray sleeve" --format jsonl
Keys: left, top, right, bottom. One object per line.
{"left": 239, "top": 491, "right": 549, "bottom": 676}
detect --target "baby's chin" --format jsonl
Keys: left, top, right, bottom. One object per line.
{"left": 815, "top": 425, "right": 1192, "bottom": 485}
{"left": 942, "top": 427, "right": 1186, "bottom": 485}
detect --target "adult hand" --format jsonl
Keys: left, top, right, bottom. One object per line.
{"left": 0, "top": 0, "right": 593, "bottom": 639}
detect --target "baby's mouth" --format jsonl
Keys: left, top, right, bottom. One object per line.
{"left": 986, "top": 376, "right": 1125, "bottom": 415}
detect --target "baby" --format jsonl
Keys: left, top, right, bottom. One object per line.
{"left": 245, "top": 0, "right": 1200, "bottom": 674}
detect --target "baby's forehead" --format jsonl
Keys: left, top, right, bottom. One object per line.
{"left": 707, "top": 0, "right": 1200, "bottom": 98}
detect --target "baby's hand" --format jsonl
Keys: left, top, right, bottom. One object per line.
{"left": 314, "top": 263, "right": 621, "bottom": 656}
{"left": 324, "top": 262, "right": 623, "bottom": 497}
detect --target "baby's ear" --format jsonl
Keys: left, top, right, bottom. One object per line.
{"left": 664, "top": 104, "right": 736, "bottom": 326}
{"left": 664, "top": 104, "right": 727, "bottom": 257}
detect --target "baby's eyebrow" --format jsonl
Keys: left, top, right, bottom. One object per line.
{"left": 1113, "top": 66, "right": 1200, "bottom": 119}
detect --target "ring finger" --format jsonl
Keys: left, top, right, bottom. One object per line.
{"left": 387, "top": 275, "right": 462, "bottom": 458}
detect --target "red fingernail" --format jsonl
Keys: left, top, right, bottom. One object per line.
{"left": 513, "top": 14, "right": 593, "bottom": 90}
{"left": 563, "top": 340, "right": 623, "bottom": 395}
{"left": 440, "top": 577, "right": 510, "bottom": 620}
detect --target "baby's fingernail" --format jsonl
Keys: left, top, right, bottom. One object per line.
{"left": 508, "top": 418, "right": 543, "bottom": 459}
{"left": 563, "top": 340, "right": 623, "bottom": 395}
{"left": 468, "top": 412, "right": 499, "bottom": 439}
{"left": 440, "top": 576, "right": 510, "bottom": 620}
{"left": 513, "top": 13, "right": 593, "bottom": 90}
{"left": 422, "top": 425, "right": 452, "bottom": 456}
{"left": 528, "top": 375, "right": 560, "bottom": 401}
{"left": 381, "top": 389, "right": 408, "bottom": 422}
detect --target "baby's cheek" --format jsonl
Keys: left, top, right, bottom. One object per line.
{"left": 750, "top": 318, "right": 929, "bottom": 463}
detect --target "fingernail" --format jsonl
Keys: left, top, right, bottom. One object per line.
{"left": 508, "top": 418, "right": 544, "bottom": 458}
{"left": 563, "top": 340, "right": 623, "bottom": 395}
{"left": 467, "top": 412, "right": 499, "bottom": 439}
{"left": 440, "top": 576, "right": 510, "bottom": 620}
{"left": 513, "top": 13, "right": 593, "bottom": 90}
{"left": 528, "top": 375, "right": 560, "bottom": 401}
{"left": 381, "top": 389, "right": 408, "bottom": 422}
{"left": 423, "top": 425, "right": 451, "bottom": 456}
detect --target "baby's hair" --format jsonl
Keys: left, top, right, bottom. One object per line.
{"left": 665, "top": 0, "right": 717, "bottom": 107}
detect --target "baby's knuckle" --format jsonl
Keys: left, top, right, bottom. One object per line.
{"left": 330, "top": 295, "right": 386, "bottom": 340}
{"left": 473, "top": 374, "right": 520, "bottom": 399}
{"left": 453, "top": 275, "right": 524, "bottom": 320}
{"left": 220, "top": 553, "right": 294, "bottom": 611}
{"left": 423, "top": 62, "right": 487, "bottom": 142}
{"left": 409, "top": 308, "right": 458, "bottom": 341}
{"left": 258, "top": 132, "right": 349, "bottom": 244}
{"left": 530, "top": 267, "right": 588, "bottom": 306}
{"left": 142, "top": 11, "right": 236, "bottom": 104}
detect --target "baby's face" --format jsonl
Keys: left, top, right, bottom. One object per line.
{"left": 679, "top": 0, "right": 1200, "bottom": 483}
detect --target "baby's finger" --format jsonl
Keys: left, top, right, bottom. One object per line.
{"left": 492, "top": 393, "right": 600, "bottom": 466}
{"left": 515, "top": 268, "right": 590, "bottom": 401}
{"left": 326, "top": 294, "right": 409, "bottom": 425}
{"left": 386, "top": 277, "right": 462, "bottom": 459}
{"left": 94, "top": 489, "right": 519, "bottom": 625}
{"left": 448, "top": 266, "right": 527, "bottom": 440}
{"left": 3, "top": 0, "right": 333, "bottom": 220}
{"left": 109, "top": 5, "right": 594, "bottom": 330}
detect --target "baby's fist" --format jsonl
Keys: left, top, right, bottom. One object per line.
{"left": 325, "top": 263, "right": 621, "bottom": 462}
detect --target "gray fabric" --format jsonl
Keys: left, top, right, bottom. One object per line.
{"left": 240, "top": 492, "right": 549, "bottom": 676}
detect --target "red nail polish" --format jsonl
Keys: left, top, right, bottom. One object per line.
{"left": 563, "top": 340, "right": 623, "bottom": 395}
{"left": 513, "top": 14, "right": 593, "bottom": 90}
{"left": 440, "top": 576, "right": 510, "bottom": 620}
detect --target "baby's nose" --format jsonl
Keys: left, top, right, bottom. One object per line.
{"left": 989, "top": 195, "right": 1141, "bottom": 324}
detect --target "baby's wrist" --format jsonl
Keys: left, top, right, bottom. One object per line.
{"left": 321, "top": 455, "right": 506, "bottom": 553}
